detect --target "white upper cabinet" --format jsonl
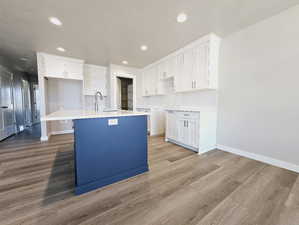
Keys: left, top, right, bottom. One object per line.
{"left": 174, "top": 53, "right": 184, "bottom": 92}
{"left": 166, "top": 56, "right": 177, "bottom": 79}
{"left": 148, "top": 66, "right": 158, "bottom": 95}
{"left": 179, "top": 47, "right": 195, "bottom": 92}
{"left": 157, "top": 57, "right": 177, "bottom": 80}
{"left": 157, "top": 61, "right": 167, "bottom": 80}
{"left": 37, "top": 53, "right": 84, "bottom": 80}
{"left": 142, "top": 65, "right": 165, "bottom": 96}
{"left": 83, "top": 64, "right": 107, "bottom": 96}
{"left": 142, "top": 70, "right": 149, "bottom": 96}
{"left": 174, "top": 34, "right": 221, "bottom": 92}
{"left": 158, "top": 56, "right": 178, "bottom": 81}
{"left": 141, "top": 33, "right": 221, "bottom": 96}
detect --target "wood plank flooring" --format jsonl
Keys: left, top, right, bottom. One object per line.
{"left": 0, "top": 134, "right": 298, "bottom": 225}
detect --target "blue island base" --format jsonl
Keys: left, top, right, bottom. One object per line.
{"left": 73, "top": 115, "right": 149, "bottom": 196}
{"left": 75, "top": 165, "right": 149, "bottom": 195}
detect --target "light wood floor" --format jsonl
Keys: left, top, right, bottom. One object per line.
{"left": 0, "top": 134, "right": 298, "bottom": 225}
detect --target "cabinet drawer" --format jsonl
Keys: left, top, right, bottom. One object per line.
{"left": 177, "top": 111, "right": 199, "bottom": 119}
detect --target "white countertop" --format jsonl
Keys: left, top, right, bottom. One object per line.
{"left": 136, "top": 105, "right": 216, "bottom": 112}
{"left": 41, "top": 110, "right": 149, "bottom": 121}
{"left": 164, "top": 106, "right": 216, "bottom": 112}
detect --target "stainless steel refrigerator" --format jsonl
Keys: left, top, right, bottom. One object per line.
{"left": 0, "top": 66, "right": 16, "bottom": 141}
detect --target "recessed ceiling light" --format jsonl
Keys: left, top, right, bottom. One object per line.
{"left": 177, "top": 13, "right": 188, "bottom": 23}
{"left": 49, "top": 17, "right": 63, "bottom": 26}
{"left": 20, "top": 57, "right": 28, "bottom": 61}
{"left": 57, "top": 47, "right": 66, "bottom": 52}
{"left": 140, "top": 45, "right": 148, "bottom": 51}
{"left": 122, "top": 60, "right": 128, "bottom": 65}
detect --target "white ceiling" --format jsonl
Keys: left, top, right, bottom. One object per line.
{"left": 0, "top": 0, "right": 299, "bottom": 74}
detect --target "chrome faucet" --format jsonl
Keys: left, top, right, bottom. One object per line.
{"left": 94, "top": 91, "right": 104, "bottom": 112}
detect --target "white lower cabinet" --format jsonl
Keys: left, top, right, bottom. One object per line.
{"left": 165, "top": 110, "right": 216, "bottom": 153}
{"left": 186, "top": 118, "right": 199, "bottom": 149}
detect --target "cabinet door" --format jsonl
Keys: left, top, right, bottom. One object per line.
{"left": 177, "top": 118, "right": 188, "bottom": 144}
{"left": 158, "top": 61, "right": 167, "bottom": 80}
{"left": 147, "top": 68, "right": 153, "bottom": 95}
{"left": 167, "top": 56, "right": 177, "bottom": 79}
{"left": 44, "top": 56, "right": 65, "bottom": 78}
{"left": 166, "top": 111, "right": 177, "bottom": 140}
{"left": 174, "top": 53, "right": 184, "bottom": 92}
{"left": 148, "top": 66, "right": 158, "bottom": 95}
{"left": 193, "top": 43, "right": 210, "bottom": 89}
{"left": 186, "top": 119, "right": 199, "bottom": 149}
{"left": 175, "top": 49, "right": 194, "bottom": 92}
{"left": 65, "top": 61, "right": 84, "bottom": 80}
{"left": 43, "top": 55, "right": 83, "bottom": 80}
{"left": 143, "top": 69, "right": 153, "bottom": 96}
{"left": 182, "top": 48, "right": 194, "bottom": 91}
{"left": 142, "top": 71, "right": 148, "bottom": 96}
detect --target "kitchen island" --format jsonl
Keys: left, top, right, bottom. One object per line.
{"left": 42, "top": 110, "right": 149, "bottom": 195}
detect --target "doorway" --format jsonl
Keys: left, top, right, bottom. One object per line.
{"left": 117, "top": 77, "right": 133, "bottom": 110}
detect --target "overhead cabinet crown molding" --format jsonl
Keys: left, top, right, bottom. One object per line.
{"left": 37, "top": 52, "right": 84, "bottom": 80}
{"left": 142, "top": 33, "right": 221, "bottom": 97}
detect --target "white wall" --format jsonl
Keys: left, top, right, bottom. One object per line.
{"left": 217, "top": 5, "right": 299, "bottom": 166}
{"left": 46, "top": 78, "right": 83, "bottom": 133}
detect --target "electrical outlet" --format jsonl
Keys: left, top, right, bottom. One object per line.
{"left": 108, "top": 119, "right": 118, "bottom": 126}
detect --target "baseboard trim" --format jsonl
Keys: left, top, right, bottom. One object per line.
{"left": 217, "top": 144, "right": 299, "bottom": 173}
{"left": 40, "top": 136, "right": 49, "bottom": 142}
{"left": 199, "top": 145, "right": 217, "bottom": 155}
{"left": 40, "top": 130, "right": 74, "bottom": 142}
{"left": 51, "top": 130, "right": 74, "bottom": 135}
{"left": 166, "top": 138, "right": 198, "bottom": 153}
